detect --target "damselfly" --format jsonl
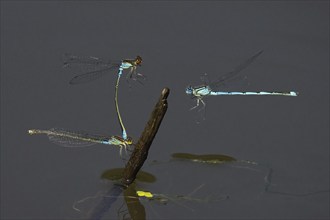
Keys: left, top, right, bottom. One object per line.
{"left": 28, "top": 128, "right": 133, "bottom": 158}
{"left": 63, "top": 54, "right": 142, "bottom": 140}
{"left": 63, "top": 54, "right": 144, "bottom": 85}
{"left": 186, "top": 50, "right": 298, "bottom": 113}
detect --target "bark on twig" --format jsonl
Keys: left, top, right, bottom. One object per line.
{"left": 121, "top": 88, "right": 170, "bottom": 186}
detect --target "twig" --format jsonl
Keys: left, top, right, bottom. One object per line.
{"left": 121, "top": 88, "right": 170, "bottom": 186}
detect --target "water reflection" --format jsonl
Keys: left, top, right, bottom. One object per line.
{"left": 71, "top": 154, "right": 328, "bottom": 219}
{"left": 73, "top": 168, "right": 227, "bottom": 220}
{"left": 168, "top": 153, "right": 329, "bottom": 200}
{"left": 101, "top": 168, "right": 156, "bottom": 183}
{"left": 73, "top": 169, "right": 151, "bottom": 220}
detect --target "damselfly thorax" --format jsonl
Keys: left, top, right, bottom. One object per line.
{"left": 186, "top": 85, "right": 212, "bottom": 97}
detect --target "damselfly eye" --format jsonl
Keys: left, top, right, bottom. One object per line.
{"left": 136, "top": 56, "right": 142, "bottom": 65}
{"left": 185, "top": 86, "right": 193, "bottom": 94}
{"left": 126, "top": 137, "right": 133, "bottom": 145}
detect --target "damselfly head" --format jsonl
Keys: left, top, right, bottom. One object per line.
{"left": 135, "top": 55, "right": 142, "bottom": 66}
{"left": 185, "top": 86, "right": 193, "bottom": 95}
{"left": 125, "top": 136, "right": 133, "bottom": 145}
{"left": 112, "top": 136, "right": 133, "bottom": 145}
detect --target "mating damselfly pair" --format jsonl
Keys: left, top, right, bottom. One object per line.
{"left": 29, "top": 54, "right": 145, "bottom": 157}
{"left": 64, "top": 54, "right": 144, "bottom": 140}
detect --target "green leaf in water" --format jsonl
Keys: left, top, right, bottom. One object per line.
{"left": 171, "top": 153, "right": 236, "bottom": 164}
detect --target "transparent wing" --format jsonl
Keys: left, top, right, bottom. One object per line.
{"left": 210, "top": 50, "right": 263, "bottom": 89}
{"left": 200, "top": 73, "right": 210, "bottom": 85}
{"left": 63, "top": 53, "right": 117, "bottom": 67}
{"left": 69, "top": 65, "right": 119, "bottom": 85}
{"left": 62, "top": 53, "right": 121, "bottom": 84}
{"left": 47, "top": 128, "right": 109, "bottom": 147}
{"left": 125, "top": 70, "right": 147, "bottom": 87}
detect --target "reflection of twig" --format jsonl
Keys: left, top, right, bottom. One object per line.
{"left": 122, "top": 88, "right": 170, "bottom": 186}
{"left": 72, "top": 185, "right": 124, "bottom": 220}
{"left": 94, "top": 186, "right": 124, "bottom": 220}
{"left": 123, "top": 183, "right": 146, "bottom": 220}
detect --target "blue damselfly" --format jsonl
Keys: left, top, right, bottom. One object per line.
{"left": 186, "top": 50, "right": 298, "bottom": 113}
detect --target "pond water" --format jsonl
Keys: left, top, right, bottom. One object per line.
{"left": 1, "top": 1, "right": 329, "bottom": 220}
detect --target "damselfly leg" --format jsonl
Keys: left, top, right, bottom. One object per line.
{"left": 188, "top": 73, "right": 210, "bottom": 111}
{"left": 123, "top": 56, "right": 146, "bottom": 87}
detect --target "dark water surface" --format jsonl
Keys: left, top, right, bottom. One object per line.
{"left": 1, "top": 1, "right": 329, "bottom": 220}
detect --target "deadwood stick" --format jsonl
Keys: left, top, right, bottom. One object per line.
{"left": 121, "top": 88, "right": 170, "bottom": 186}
